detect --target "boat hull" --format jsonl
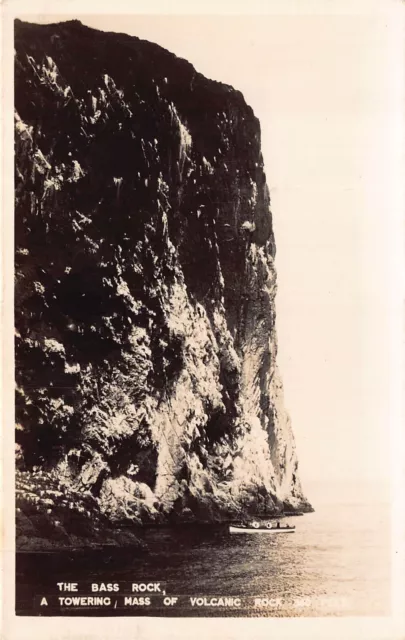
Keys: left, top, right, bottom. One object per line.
{"left": 229, "top": 525, "right": 295, "bottom": 534}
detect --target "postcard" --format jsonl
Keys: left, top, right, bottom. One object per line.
{"left": 2, "top": 1, "right": 404, "bottom": 639}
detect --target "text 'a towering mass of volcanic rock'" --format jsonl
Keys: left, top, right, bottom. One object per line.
{"left": 14, "top": 19, "right": 311, "bottom": 548}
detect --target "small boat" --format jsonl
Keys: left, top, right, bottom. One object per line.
{"left": 229, "top": 521, "right": 295, "bottom": 534}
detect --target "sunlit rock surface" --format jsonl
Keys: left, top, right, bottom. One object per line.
{"left": 15, "top": 19, "right": 311, "bottom": 546}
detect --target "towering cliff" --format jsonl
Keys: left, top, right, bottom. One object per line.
{"left": 14, "top": 19, "right": 311, "bottom": 546}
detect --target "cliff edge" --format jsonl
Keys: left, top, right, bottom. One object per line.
{"left": 14, "top": 19, "right": 311, "bottom": 548}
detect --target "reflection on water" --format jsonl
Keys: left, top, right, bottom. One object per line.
{"left": 16, "top": 502, "right": 391, "bottom": 617}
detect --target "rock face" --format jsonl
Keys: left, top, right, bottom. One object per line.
{"left": 14, "top": 19, "right": 311, "bottom": 540}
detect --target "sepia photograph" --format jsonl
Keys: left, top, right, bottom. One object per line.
{"left": 2, "top": 1, "right": 404, "bottom": 638}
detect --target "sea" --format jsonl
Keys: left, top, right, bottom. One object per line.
{"left": 16, "top": 494, "right": 391, "bottom": 617}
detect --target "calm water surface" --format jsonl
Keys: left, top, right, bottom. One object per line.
{"left": 16, "top": 502, "right": 391, "bottom": 617}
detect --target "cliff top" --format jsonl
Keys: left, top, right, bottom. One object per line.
{"left": 14, "top": 18, "right": 259, "bottom": 128}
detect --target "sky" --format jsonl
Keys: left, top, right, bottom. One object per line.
{"left": 18, "top": 10, "right": 402, "bottom": 496}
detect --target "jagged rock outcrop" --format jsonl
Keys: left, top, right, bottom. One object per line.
{"left": 14, "top": 19, "right": 311, "bottom": 543}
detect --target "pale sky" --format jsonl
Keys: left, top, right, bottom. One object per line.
{"left": 18, "top": 11, "right": 402, "bottom": 494}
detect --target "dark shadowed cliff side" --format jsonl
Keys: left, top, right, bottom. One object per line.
{"left": 14, "top": 19, "right": 312, "bottom": 549}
